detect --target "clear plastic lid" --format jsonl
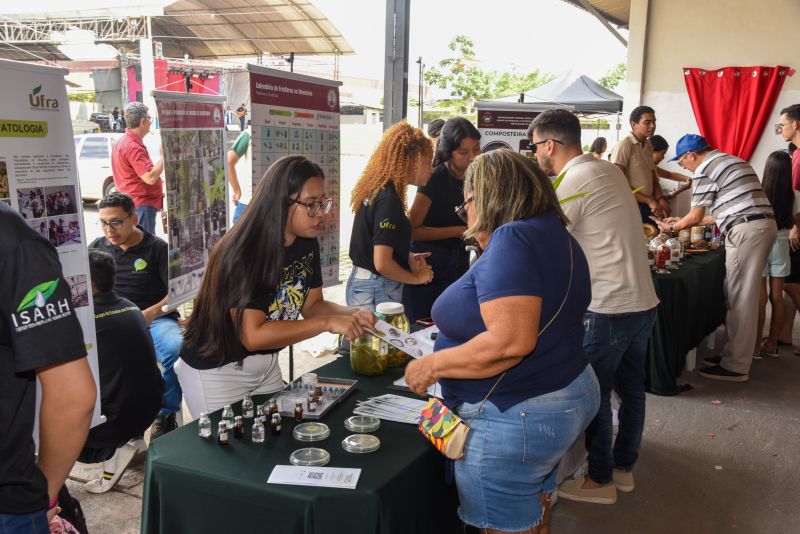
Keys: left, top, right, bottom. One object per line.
{"left": 342, "top": 434, "right": 380, "bottom": 454}
{"left": 344, "top": 415, "right": 380, "bottom": 433}
{"left": 290, "top": 447, "right": 330, "bottom": 466}
{"left": 293, "top": 422, "right": 331, "bottom": 442}
{"left": 376, "top": 302, "right": 404, "bottom": 315}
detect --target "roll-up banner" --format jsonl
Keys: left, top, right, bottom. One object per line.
{"left": 247, "top": 64, "right": 342, "bottom": 286}
{"left": 0, "top": 58, "right": 102, "bottom": 428}
{"left": 152, "top": 90, "right": 227, "bottom": 309}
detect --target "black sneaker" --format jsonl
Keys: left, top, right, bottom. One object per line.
{"left": 698, "top": 365, "right": 749, "bottom": 383}
{"left": 703, "top": 355, "right": 722, "bottom": 366}
{"left": 150, "top": 413, "right": 178, "bottom": 440}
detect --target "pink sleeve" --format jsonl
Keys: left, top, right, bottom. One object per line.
{"left": 792, "top": 151, "right": 800, "bottom": 191}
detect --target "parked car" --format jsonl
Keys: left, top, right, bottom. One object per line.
{"left": 89, "top": 112, "right": 115, "bottom": 132}
{"left": 74, "top": 132, "right": 162, "bottom": 202}
{"left": 75, "top": 133, "right": 122, "bottom": 201}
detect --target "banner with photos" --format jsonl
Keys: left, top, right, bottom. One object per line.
{"left": 153, "top": 91, "right": 227, "bottom": 308}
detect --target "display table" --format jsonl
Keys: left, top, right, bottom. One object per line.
{"left": 141, "top": 357, "right": 462, "bottom": 534}
{"left": 646, "top": 248, "right": 726, "bottom": 395}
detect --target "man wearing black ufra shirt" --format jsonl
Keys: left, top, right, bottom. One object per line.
{"left": 0, "top": 203, "right": 95, "bottom": 530}
{"left": 90, "top": 192, "right": 181, "bottom": 438}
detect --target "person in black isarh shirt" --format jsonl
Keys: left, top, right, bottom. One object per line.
{"left": 403, "top": 117, "right": 481, "bottom": 322}
{"left": 78, "top": 249, "right": 163, "bottom": 494}
{"left": 347, "top": 121, "right": 435, "bottom": 311}
{"left": 177, "top": 156, "right": 376, "bottom": 417}
{"left": 0, "top": 203, "right": 95, "bottom": 530}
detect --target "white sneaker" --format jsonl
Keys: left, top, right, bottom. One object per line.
{"left": 85, "top": 438, "right": 146, "bottom": 494}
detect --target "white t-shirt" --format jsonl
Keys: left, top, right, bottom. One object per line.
{"left": 556, "top": 154, "right": 660, "bottom": 314}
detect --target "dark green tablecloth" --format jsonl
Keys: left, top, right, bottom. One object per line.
{"left": 141, "top": 357, "right": 462, "bottom": 534}
{"left": 646, "top": 248, "right": 726, "bottom": 395}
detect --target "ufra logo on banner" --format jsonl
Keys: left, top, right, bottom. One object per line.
{"left": 28, "top": 85, "right": 60, "bottom": 111}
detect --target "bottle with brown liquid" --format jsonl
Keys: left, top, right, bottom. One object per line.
{"left": 307, "top": 391, "right": 317, "bottom": 413}
{"left": 294, "top": 402, "right": 304, "bottom": 423}
{"left": 233, "top": 416, "right": 244, "bottom": 439}
{"left": 217, "top": 421, "right": 229, "bottom": 446}
{"left": 270, "top": 413, "right": 282, "bottom": 436}
{"left": 268, "top": 399, "right": 279, "bottom": 417}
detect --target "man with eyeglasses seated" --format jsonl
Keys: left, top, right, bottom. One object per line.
{"left": 112, "top": 102, "right": 164, "bottom": 234}
{"left": 90, "top": 192, "right": 182, "bottom": 438}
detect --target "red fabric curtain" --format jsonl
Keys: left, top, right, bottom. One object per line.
{"left": 683, "top": 66, "right": 790, "bottom": 161}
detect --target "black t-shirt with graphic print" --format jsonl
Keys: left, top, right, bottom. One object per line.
{"left": 349, "top": 183, "right": 411, "bottom": 274}
{"left": 179, "top": 237, "right": 323, "bottom": 370}
{"left": 0, "top": 203, "right": 87, "bottom": 514}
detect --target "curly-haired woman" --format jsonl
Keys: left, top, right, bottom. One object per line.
{"left": 347, "top": 121, "right": 435, "bottom": 310}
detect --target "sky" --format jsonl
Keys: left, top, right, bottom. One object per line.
{"left": 313, "top": 0, "right": 628, "bottom": 87}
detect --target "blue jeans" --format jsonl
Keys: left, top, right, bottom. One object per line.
{"left": 136, "top": 204, "right": 158, "bottom": 235}
{"left": 0, "top": 511, "right": 49, "bottom": 534}
{"left": 150, "top": 316, "right": 183, "bottom": 415}
{"left": 583, "top": 308, "right": 657, "bottom": 484}
{"left": 345, "top": 267, "right": 403, "bottom": 310}
{"left": 455, "top": 366, "right": 599, "bottom": 531}
{"left": 232, "top": 202, "right": 247, "bottom": 224}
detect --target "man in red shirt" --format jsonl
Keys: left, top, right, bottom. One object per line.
{"left": 112, "top": 102, "right": 164, "bottom": 234}
{"left": 778, "top": 104, "right": 800, "bottom": 189}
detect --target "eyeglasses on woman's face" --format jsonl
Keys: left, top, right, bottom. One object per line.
{"left": 290, "top": 195, "right": 333, "bottom": 217}
{"left": 455, "top": 196, "right": 474, "bottom": 224}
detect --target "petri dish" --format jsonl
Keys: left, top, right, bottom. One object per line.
{"left": 342, "top": 434, "right": 380, "bottom": 454}
{"left": 290, "top": 447, "right": 330, "bottom": 467}
{"left": 344, "top": 415, "right": 380, "bottom": 433}
{"left": 293, "top": 422, "right": 331, "bottom": 442}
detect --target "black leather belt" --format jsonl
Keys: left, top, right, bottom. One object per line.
{"left": 723, "top": 213, "right": 774, "bottom": 234}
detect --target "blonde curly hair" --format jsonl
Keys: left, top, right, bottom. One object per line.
{"left": 350, "top": 121, "right": 432, "bottom": 213}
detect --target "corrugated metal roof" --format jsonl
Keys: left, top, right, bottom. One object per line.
{"left": 561, "top": 0, "right": 630, "bottom": 28}
{"left": 0, "top": 0, "right": 353, "bottom": 61}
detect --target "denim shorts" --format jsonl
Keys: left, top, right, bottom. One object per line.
{"left": 763, "top": 237, "right": 790, "bottom": 278}
{"left": 345, "top": 267, "right": 403, "bottom": 310}
{"left": 454, "top": 365, "right": 600, "bottom": 531}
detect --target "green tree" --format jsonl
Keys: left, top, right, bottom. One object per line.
{"left": 599, "top": 62, "right": 627, "bottom": 90}
{"left": 424, "top": 35, "right": 553, "bottom": 114}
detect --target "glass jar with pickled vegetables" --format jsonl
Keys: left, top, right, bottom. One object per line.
{"left": 376, "top": 302, "right": 410, "bottom": 367}
{"left": 350, "top": 332, "right": 388, "bottom": 376}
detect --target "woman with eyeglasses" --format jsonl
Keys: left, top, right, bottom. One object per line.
{"left": 176, "top": 155, "right": 376, "bottom": 417}
{"left": 347, "top": 121, "right": 435, "bottom": 311}
{"left": 405, "top": 149, "right": 599, "bottom": 534}
{"left": 403, "top": 118, "right": 481, "bottom": 322}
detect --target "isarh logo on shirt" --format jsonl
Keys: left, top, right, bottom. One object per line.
{"left": 379, "top": 217, "right": 396, "bottom": 230}
{"left": 134, "top": 258, "right": 148, "bottom": 272}
{"left": 11, "top": 279, "right": 73, "bottom": 332}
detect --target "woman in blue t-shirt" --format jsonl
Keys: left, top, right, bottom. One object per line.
{"left": 176, "top": 156, "right": 376, "bottom": 417}
{"left": 405, "top": 149, "right": 600, "bottom": 533}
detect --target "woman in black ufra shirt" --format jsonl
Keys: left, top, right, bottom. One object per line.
{"left": 347, "top": 121, "right": 435, "bottom": 310}
{"left": 403, "top": 118, "right": 481, "bottom": 321}
{"left": 176, "top": 156, "right": 375, "bottom": 417}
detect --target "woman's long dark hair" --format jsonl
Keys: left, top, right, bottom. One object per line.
{"left": 433, "top": 117, "right": 481, "bottom": 167}
{"left": 183, "top": 155, "right": 324, "bottom": 361}
{"left": 762, "top": 150, "right": 794, "bottom": 230}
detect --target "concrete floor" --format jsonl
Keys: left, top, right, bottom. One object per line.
{"left": 67, "top": 287, "right": 800, "bottom": 534}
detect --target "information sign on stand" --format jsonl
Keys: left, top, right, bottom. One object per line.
{"left": 0, "top": 58, "right": 102, "bottom": 427}
{"left": 247, "top": 65, "right": 342, "bottom": 286}
{"left": 476, "top": 103, "right": 540, "bottom": 158}
{"left": 153, "top": 91, "right": 227, "bottom": 308}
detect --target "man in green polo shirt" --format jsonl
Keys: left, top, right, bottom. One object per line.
{"left": 227, "top": 126, "right": 251, "bottom": 224}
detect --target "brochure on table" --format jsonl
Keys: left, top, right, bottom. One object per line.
{"left": 153, "top": 91, "right": 227, "bottom": 309}
{"left": 268, "top": 465, "right": 361, "bottom": 489}
{"left": 0, "top": 58, "right": 102, "bottom": 428}
{"left": 247, "top": 64, "right": 342, "bottom": 287}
